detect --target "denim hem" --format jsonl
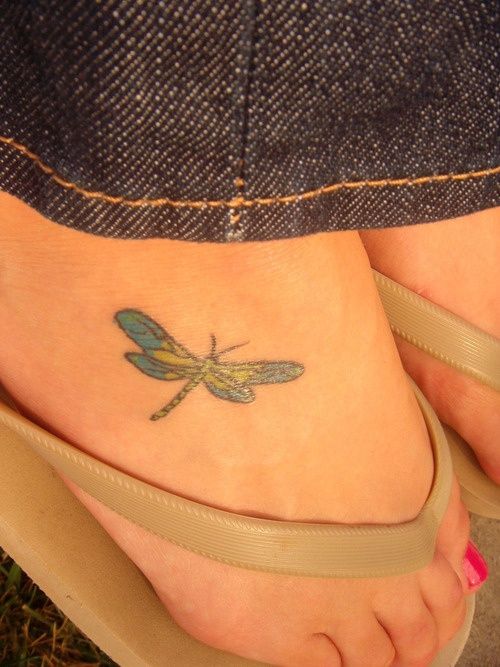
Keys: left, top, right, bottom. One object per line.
{"left": 1, "top": 139, "right": 498, "bottom": 242}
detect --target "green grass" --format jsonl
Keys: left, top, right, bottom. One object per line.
{"left": 0, "top": 549, "right": 116, "bottom": 666}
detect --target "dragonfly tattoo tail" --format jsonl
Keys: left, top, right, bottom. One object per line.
{"left": 114, "top": 309, "right": 304, "bottom": 420}
{"left": 150, "top": 375, "right": 204, "bottom": 420}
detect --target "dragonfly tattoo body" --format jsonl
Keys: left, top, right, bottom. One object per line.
{"left": 115, "top": 309, "right": 305, "bottom": 420}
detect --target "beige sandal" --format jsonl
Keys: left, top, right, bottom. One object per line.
{"left": 374, "top": 269, "right": 500, "bottom": 519}
{"left": 0, "top": 377, "right": 475, "bottom": 666}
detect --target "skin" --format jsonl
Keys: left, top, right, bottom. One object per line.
{"left": 359, "top": 206, "right": 500, "bottom": 483}
{"left": 0, "top": 192, "right": 481, "bottom": 666}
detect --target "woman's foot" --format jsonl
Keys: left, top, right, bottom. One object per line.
{"left": 359, "top": 207, "right": 500, "bottom": 484}
{"left": 0, "top": 193, "right": 479, "bottom": 666}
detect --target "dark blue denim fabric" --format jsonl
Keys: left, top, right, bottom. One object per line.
{"left": 0, "top": 0, "right": 498, "bottom": 242}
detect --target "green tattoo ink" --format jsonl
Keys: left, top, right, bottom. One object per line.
{"left": 114, "top": 309, "right": 304, "bottom": 420}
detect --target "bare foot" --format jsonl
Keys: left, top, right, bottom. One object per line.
{"left": 0, "top": 193, "right": 478, "bottom": 666}
{"left": 360, "top": 207, "right": 500, "bottom": 484}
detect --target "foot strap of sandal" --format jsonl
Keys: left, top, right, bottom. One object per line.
{"left": 0, "top": 378, "right": 451, "bottom": 578}
{"left": 373, "top": 269, "right": 500, "bottom": 391}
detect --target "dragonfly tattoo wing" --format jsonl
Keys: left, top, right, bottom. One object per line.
{"left": 114, "top": 309, "right": 304, "bottom": 420}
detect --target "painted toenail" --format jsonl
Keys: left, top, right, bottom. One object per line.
{"left": 463, "top": 540, "right": 489, "bottom": 590}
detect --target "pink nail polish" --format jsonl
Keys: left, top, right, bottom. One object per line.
{"left": 463, "top": 540, "right": 489, "bottom": 590}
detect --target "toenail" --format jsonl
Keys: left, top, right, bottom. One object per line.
{"left": 463, "top": 540, "right": 489, "bottom": 590}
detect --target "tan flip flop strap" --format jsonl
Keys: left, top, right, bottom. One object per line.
{"left": 373, "top": 269, "right": 500, "bottom": 391}
{"left": 0, "top": 378, "right": 451, "bottom": 578}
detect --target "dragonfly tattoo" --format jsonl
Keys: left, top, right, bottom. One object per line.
{"left": 115, "top": 309, "right": 305, "bottom": 420}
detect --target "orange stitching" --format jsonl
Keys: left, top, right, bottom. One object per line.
{"left": 228, "top": 175, "right": 245, "bottom": 225}
{"left": 1, "top": 135, "right": 499, "bottom": 210}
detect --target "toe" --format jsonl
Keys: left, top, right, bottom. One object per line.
{"left": 327, "top": 615, "right": 396, "bottom": 667}
{"left": 376, "top": 595, "right": 440, "bottom": 667}
{"left": 418, "top": 554, "right": 468, "bottom": 649}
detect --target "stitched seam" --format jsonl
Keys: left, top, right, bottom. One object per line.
{"left": 392, "top": 327, "right": 488, "bottom": 379}
{"left": 391, "top": 326, "right": 500, "bottom": 391}
{"left": 0, "top": 407, "right": 432, "bottom": 537}
{"left": 226, "top": 0, "right": 259, "bottom": 240}
{"left": 0, "top": 417, "right": 390, "bottom": 535}
{"left": 227, "top": 174, "right": 245, "bottom": 231}
{"left": 377, "top": 272, "right": 500, "bottom": 346}
{"left": 1, "top": 135, "right": 499, "bottom": 210}
{"left": 374, "top": 273, "right": 500, "bottom": 391}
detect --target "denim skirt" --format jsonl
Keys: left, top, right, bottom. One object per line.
{"left": 0, "top": 0, "right": 498, "bottom": 242}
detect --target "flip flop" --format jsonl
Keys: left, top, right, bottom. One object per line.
{"left": 0, "top": 377, "right": 475, "bottom": 666}
{"left": 373, "top": 269, "right": 500, "bottom": 520}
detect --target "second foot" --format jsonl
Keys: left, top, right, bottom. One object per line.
{"left": 360, "top": 207, "right": 500, "bottom": 484}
